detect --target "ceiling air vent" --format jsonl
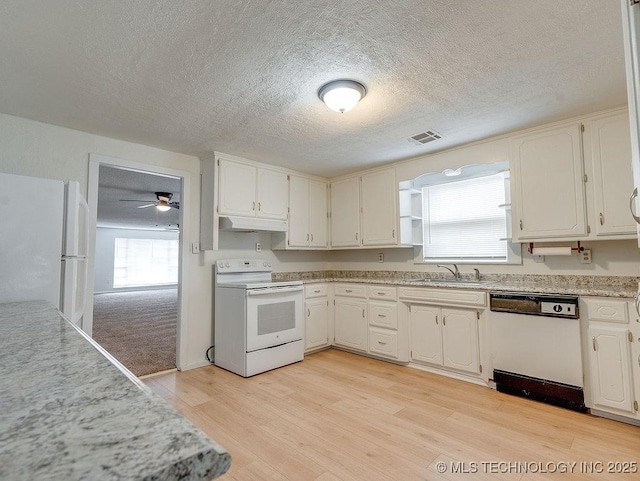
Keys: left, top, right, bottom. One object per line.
{"left": 408, "top": 130, "right": 442, "bottom": 146}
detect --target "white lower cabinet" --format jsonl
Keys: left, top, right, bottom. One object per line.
{"left": 409, "top": 304, "right": 480, "bottom": 375}
{"left": 304, "top": 284, "right": 331, "bottom": 353}
{"left": 334, "top": 297, "right": 368, "bottom": 352}
{"left": 582, "top": 297, "right": 640, "bottom": 421}
{"left": 588, "top": 325, "right": 635, "bottom": 412}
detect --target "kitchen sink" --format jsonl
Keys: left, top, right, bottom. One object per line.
{"left": 414, "top": 278, "right": 495, "bottom": 286}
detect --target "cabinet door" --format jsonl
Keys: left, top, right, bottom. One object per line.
{"left": 288, "top": 175, "right": 310, "bottom": 247}
{"left": 330, "top": 177, "right": 360, "bottom": 247}
{"left": 218, "top": 160, "right": 256, "bottom": 217}
{"left": 441, "top": 308, "right": 479, "bottom": 374}
{"left": 512, "top": 124, "right": 587, "bottom": 239}
{"left": 409, "top": 305, "right": 443, "bottom": 366}
{"left": 588, "top": 326, "right": 635, "bottom": 413}
{"left": 305, "top": 298, "right": 329, "bottom": 351}
{"left": 334, "top": 298, "right": 367, "bottom": 352}
{"left": 257, "top": 168, "right": 289, "bottom": 219}
{"left": 361, "top": 169, "right": 398, "bottom": 246}
{"left": 309, "top": 179, "right": 328, "bottom": 248}
{"left": 589, "top": 113, "right": 636, "bottom": 236}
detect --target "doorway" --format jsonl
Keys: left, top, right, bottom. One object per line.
{"left": 85, "top": 154, "right": 190, "bottom": 375}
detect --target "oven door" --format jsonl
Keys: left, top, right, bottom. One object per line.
{"left": 246, "top": 285, "right": 304, "bottom": 352}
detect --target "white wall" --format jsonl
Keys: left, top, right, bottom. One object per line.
{"left": 94, "top": 227, "right": 180, "bottom": 293}
{"left": 0, "top": 112, "right": 328, "bottom": 370}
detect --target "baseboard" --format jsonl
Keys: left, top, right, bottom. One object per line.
{"left": 181, "top": 360, "right": 214, "bottom": 371}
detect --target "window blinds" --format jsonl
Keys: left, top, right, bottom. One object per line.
{"left": 422, "top": 173, "right": 507, "bottom": 261}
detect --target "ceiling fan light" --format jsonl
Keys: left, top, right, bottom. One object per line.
{"left": 156, "top": 201, "right": 171, "bottom": 212}
{"left": 318, "top": 80, "right": 366, "bottom": 113}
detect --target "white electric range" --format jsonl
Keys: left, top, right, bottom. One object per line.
{"left": 214, "top": 259, "right": 304, "bottom": 377}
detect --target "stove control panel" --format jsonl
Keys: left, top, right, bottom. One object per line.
{"left": 216, "top": 259, "right": 272, "bottom": 273}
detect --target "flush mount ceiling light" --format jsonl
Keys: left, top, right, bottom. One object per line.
{"left": 443, "top": 168, "right": 462, "bottom": 177}
{"left": 318, "top": 79, "right": 366, "bottom": 113}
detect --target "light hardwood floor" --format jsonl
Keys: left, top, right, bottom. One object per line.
{"left": 144, "top": 349, "right": 640, "bottom": 481}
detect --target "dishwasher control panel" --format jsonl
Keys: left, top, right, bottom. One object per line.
{"left": 540, "top": 301, "right": 576, "bottom": 316}
{"left": 490, "top": 292, "right": 579, "bottom": 319}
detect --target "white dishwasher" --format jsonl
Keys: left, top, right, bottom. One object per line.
{"left": 490, "top": 292, "right": 586, "bottom": 412}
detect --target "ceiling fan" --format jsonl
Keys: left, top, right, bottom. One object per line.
{"left": 120, "top": 192, "right": 180, "bottom": 211}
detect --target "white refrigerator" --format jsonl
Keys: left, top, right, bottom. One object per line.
{"left": 0, "top": 172, "right": 89, "bottom": 327}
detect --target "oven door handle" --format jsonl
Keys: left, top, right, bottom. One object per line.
{"left": 247, "top": 286, "right": 304, "bottom": 296}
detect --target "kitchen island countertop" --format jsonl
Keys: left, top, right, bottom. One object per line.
{"left": 0, "top": 301, "right": 231, "bottom": 481}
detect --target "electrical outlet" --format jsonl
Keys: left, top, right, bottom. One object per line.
{"left": 191, "top": 242, "right": 200, "bottom": 254}
{"left": 256, "top": 242, "right": 261, "bottom": 252}
{"left": 580, "top": 249, "right": 592, "bottom": 264}
{"left": 378, "top": 253, "right": 384, "bottom": 263}
{"left": 533, "top": 255, "right": 545, "bottom": 263}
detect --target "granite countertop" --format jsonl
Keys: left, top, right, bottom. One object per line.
{"left": 0, "top": 301, "right": 231, "bottom": 481}
{"left": 273, "top": 271, "right": 639, "bottom": 298}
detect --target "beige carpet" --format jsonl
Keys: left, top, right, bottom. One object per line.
{"left": 92, "top": 288, "right": 177, "bottom": 377}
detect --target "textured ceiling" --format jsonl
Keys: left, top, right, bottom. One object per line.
{"left": 0, "top": 1, "right": 628, "bottom": 176}
{"left": 97, "top": 165, "right": 180, "bottom": 230}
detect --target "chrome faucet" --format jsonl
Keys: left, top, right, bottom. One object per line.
{"left": 473, "top": 268, "right": 481, "bottom": 281}
{"left": 437, "top": 264, "right": 460, "bottom": 280}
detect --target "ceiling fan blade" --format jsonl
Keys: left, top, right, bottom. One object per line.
{"left": 169, "top": 202, "right": 180, "bottom": 210}
{"left": 120, "top": 199, "right": 154, "bottom": 202}
{"left": 137, "top": 203, "right": 156, "bottom": 209}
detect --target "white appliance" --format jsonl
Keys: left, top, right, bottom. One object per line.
{"left": 214, "top": 259, "right": 304, "bottom": 377}
{"left": 0, "top": 173, "right": 89, "bottom": 326}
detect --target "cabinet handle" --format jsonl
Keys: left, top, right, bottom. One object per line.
{"left": 442, "top": 316, "right": 446, "bottom": 326}
{"left": 630, "top": 188, "right": 640, "bottom": 224}
{"left": 378, "top": 314, "right": 387, "bottom": 318}
{"left": 252, "top": 201, "right": 256, "bottom": 211}
{"left": 355, "top": 232, "right": 358, "bottom": 241}
{"left": 392, "top": 229, "right": 395, "bottom": 238}
{"left": 362, "top": 309, "right": 365, "bottom": 318}
{"left": 519, "top": 219, "right": 523, "bottom": 230}
{"left": 314, "top": 289, "right": 321, "bottom": 293}
{"left": 592, "top": 337, "right": 597, "bottom": 351}
{"left": 378, "top": 341, "right": 387, "bottom": 345}
{"left": 345, "top": 289, "right": 353, "bottom": 293}
{"left": 258, "top": 202, "right": 261, "bottom": 211}
{"left": 377, "top": 292, "right": 386, "bottom": 296}
{"left": 629, "top": 331, "right": 634, "bottom": 343}
{"left": 599, "top": 212, "right": 604, "bottom": 225}
{"left": 307, "top": 308, "right": 310, "bottom": 317}
{"left": 310, "top": 234, "right": 314, "bottom": 241}
{"left": 307, "top": 233, "right": 309, "bottom": 241}
{"left": 435, "top": 315, "right": 438, "bottom": 325}
{"left": 638, "top": 355, "right": 640, "bottom": 368}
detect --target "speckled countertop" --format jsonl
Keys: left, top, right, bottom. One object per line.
{"left": 273, "top": 271, "right": 639, "bottom": 298}
{"left": 0, "top": 301, "right": 231, "bottom": 481}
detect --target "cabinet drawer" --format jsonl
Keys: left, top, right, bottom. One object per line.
{"left": 585, "top": 298, "right": 628, "bottom": 323}
{"left": 368, "top": 301, "right": 398, "bottom": 329}
{"left": 305, "top": 284, "right": 328, "bottom": 298}
{"left": 398, "top": 287, "right": 487, "bottom": 307}
{"left": 334, "top": 284, "right": 367, "bottom": 298}
{"left": 367, "top": 285, "right": 397, "bottom": 301}
{"left": 369, "top": 327, "right": 398, "bottom": 359}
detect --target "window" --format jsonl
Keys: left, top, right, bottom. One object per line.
{"left": 412, "top": 162, "right": 520, "bottom": 264}
{"left": 113, "top": 238, "right": 179, "bottom": 288}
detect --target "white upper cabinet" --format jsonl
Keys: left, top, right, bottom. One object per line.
{"left": 309, "top": 179, "right": 328, "bottom": 247}
{"left": 218, "top": 159, "right": 257, "bottom": 217}
{"left": 288, "top": 175, "right": 310, "bottom": 246}
{"left": 361, "top": 168, "right": 398, "bottom": 246}
{"left": 256, "top": 168, "right": 289, "bottom": 220}
{"left": 587, "top": 112, "right": 636, "bottom": 236}
{"left": 287, "top": 175, "right": 328, "bottom": 249}
{"left": 218, "top": 159, "right": 288, "bottom": 220}
{"left": 512, "top": 123, "right": 587, "bottom": 240}
{"left": 330, "top": 176, "right": 360, "bottom": 247}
